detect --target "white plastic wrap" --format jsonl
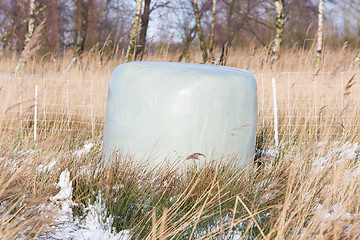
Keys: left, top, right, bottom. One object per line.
{"left": 103, "top": 62, "right": 257, "bottom": 168}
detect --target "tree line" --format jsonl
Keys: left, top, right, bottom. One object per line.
{"left": 0, "top": 0, "right": 359, "bottom": 67}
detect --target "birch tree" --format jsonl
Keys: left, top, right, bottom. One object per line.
{"left": 136, "top": 0, "right": 170, "bottom": 60}
{"left": 193, "top": 0, "right": 208, "bottom": 63}
{"left": 14, "top": 0, "right": 37, "bottom": 75}
{"left": 0, "top": 1, "right": 52, "bottom": 49}
{"left": 137, "top": 0, "right": 151, "bottom": 60}
{"left": 316, "top": 0, "right": 324, "bottom": 66}
{"left": 25, "top": 0, "right": 36, "bottom": 45}
{"left": 209, "top": 0, "right": 216, "bottom": 59}
{"left": 125, "top": 0, "right": 143, "bottom": 62}
{"left": 269, "top": 0, "right": 284, "bottom": 63}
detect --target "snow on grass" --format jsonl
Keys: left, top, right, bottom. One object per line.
{"left": 50, "top": 169, "right": 73, "bottom": 218}
{"left": 47, "top": 169, "right": 131, "bottom": 240}
{"left": 10, "top": 140, "right": 359, "bottom": 238}
{"left": 311, "top": 141, "right": 360, "bottom": 174}
{"left": 314, "top": 203, "right": 354, "bottom": 222}
{"left": 74, "top": 141, "right": 94, "bottom": 157}
{"left": 75, "top": 193, "right": 131, "bottom": 240}
{"left": 319, "top": 141, "right": 359, "bottom": 162}
{"left": 311, "top": 203, "right": 359, "bottom": 233}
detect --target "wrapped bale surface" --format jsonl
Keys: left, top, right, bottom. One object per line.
{"left": 103, "top": 62, "right": 257, "bottom": 168}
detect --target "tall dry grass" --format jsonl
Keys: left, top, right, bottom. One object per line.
{"left": 1, "top": 130, "right": 360, "bottom": 239}
{"left": 1, "top": 46, "right": 359, "bottom": 142}
{"left": 0, "top": 45, "right": 360, "bottom": 239}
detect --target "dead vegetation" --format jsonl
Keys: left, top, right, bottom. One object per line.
{"left": 0, "top": 47, "right": 359, "bottom": 239}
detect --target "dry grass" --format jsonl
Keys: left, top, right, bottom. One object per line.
{"left": 1, "top": 132, "right": 360, "bottom": 239}
{"left": 1, "top": 47, "right": 360, "bottom": 140}
{"left": 0, "top": 46, "right": 360, "bottom": 239}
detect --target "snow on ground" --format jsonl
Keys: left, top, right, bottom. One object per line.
{"left": 37, "top": 140, "right": 95, "bottom": 174}
{"left": 4, "top": 140, "right": 358, "bottom": 238}
{"left": 45, "top": 169, "right": 131, "bottom": 240}
{"left": 50, "top": 169, "right": 73, "bottom": 217}
{"left": 311, "top": 203, "right": 359, "bottom": 233}
{"left": 56, "top": 141, "right": 359, "bottom": 239}
{"left": 314, "top": 203, "right": 355, "bottom": 222}
{"left": 260, "top": 141, "right": 360, "bottom": 173}
{"left": 74, "top": 141, "right": 95, "bottom": 157}
{"left": 312, "top": 141, "right": 359, "bottom": 174}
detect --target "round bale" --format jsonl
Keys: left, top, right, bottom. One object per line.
{"left": 103, "top": 62, "right": 257, "bottom": 168}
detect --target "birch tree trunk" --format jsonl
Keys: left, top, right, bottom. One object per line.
{"left": 137, "top": 0, "right": 151, "bottom": 60}
{"left": 226, "top": 0, "right": 235, "bottom": 44}
{"left": 1, "top": 2, "right": 51, "bottom": 45}
{"left": 125, "top": 0, "right": 143, "bottom": 63}
{"left": 268, "top": 0, "right": 284, "bottom": 63}
{"left": 316, "top": 0, "right": 324, "bottom": 66}
{"left": 193, "top": 0, "right": 208, "bottom": 63}
{"left": 209, "top": 0, "right": 216, "bottom": 59}
{"left": 14, "top": 0, "right": 37, "bottom": 75}
{"left": 25, "top": 0, "right": 36, "bottom": 45}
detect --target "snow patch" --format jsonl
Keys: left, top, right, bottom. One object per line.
{"left": 258, "top": 148, "right": 279, "bottom": 158}
{"left": 312, "top": 203, "right": 358, "bottom": 233}
{"left": 50, "top": 169, "right": 74, "bottom": 223}
{"left": 312, "top": 141, "right": 360, "bottom": 173}
{"left": 74, "top": 142, "right": 94, "bottom": 157}
{"left": 46, "top": 169, "right": 131, "bottom": 240}
{"left": 76, "top": 193, "right": 131, "bottom": 240}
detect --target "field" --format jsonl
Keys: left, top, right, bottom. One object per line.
{"left": 1, "top": 46, "right": 360, "bottom": 239}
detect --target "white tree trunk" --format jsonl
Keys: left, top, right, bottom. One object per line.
{"left": 316, "top": 0, "right": 324, "bottom": 64}
{"left": 193, "top": 0, "right": 208, "bottom": 63}
{"left": 209, "top": 0, "right": 216, "bottom": 59}
{"left": 16, "top": 0, "right": 36, "bottom": 75}
{"left": 25, "top": 0, "right": 36, "bottom": 45}
{"left": 265, "top": 0, "right": 284, "bottom": 64}
{"left": 271, "top": 0, "right": 284, "bottom": 63}
{"left": 125, "top": 0, "right": 143, "bottom": 62}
